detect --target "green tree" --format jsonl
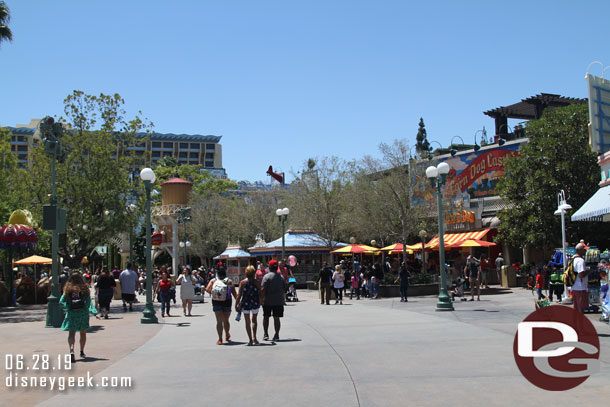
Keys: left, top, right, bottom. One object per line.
{"left": 415, "top": 118, "right": 430, "bottom": 156}
{"left": 350, "top": 139, "right": 431, "bottom": 256}
{"left": 496, "top": 104, "right": 601, "bottom": 249}
{"left": 0, "top": 1, "right": 12, "bottom": 47}
{"left": 26, "top": 91, "right": 153, "bottom": 267}
{"left": 0, "top": 127, "right": 19, "bottom": 222}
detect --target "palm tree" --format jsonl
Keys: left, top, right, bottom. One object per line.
{"left": 0, "top": 1, "right": 13, "bottom": 47}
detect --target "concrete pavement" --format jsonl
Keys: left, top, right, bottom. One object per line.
{"left": 3, "top": 287, "right": 610, "bottom": 406}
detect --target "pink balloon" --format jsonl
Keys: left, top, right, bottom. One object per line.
{"left": 288, "top": 255, "right": 297, "bottom": 267}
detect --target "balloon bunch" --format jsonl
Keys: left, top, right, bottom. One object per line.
{"left": 0, "top": 224, "right": 38, "bottom": 249}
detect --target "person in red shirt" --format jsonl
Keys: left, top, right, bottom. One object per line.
{"left": 535, "top": 267, "right": 545, "bottom": 300}
{"left": 154, "top": 271, "right": 174, "bottom": 318}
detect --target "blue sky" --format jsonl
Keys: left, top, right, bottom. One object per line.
{"left": 1, "top": 1, "right": 608, "bottom": 182}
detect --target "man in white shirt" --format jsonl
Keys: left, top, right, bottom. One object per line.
{"left": 119, "top": 263, "right": 140, "bottom": 311}
{"left": 572, "top": 243, "right": 591, "bottom": 313}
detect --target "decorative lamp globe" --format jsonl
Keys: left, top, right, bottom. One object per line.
{"left": 426, "top": 166, "right": 438, "bottom": 179}
{"left": 140, "top": 168, "right": 156, "bottom": 183}
{"left": 437, "top": 162, "right": 450, "bottom": 175}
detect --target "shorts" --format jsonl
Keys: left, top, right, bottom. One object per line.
{"left": 572, "top": 290, "right": 589, "bottom": 312}
{"left": 122, "top": 293, "right": 136, "bottom": 303}
{"left": 263, "top": 305, "right": 284, "bottom": 318}
{"left": 243, "top": 307, "right": 259, "bottom": 315}
{"left": 212, "top": 305, "right": 232, "bottom": 313}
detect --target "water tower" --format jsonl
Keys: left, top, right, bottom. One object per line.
{"left": 151, "top": 175, "right": 193, "bottom": 273}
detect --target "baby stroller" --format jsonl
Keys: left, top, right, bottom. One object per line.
{"left": 451, "top": 277, "right": 468, "bottom": 301}
{"left": 286, "top": 277, "right": 299, "bottom": 302}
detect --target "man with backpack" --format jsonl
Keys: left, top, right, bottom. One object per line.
{"left": 466, "top": 255, "right": 481, "bottom": 301}
{"left": 261, "top": 260, "right": 286, "bottom": 341}
{"left": 319, "top": 262, "right": 333, "bottom": 305}
{"left": 548, "top": 264, "right": 564, "bottom": 303}
{"left": 571, "top": 243, "right": 591, "bottom": 313}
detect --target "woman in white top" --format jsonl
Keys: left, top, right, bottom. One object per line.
{"left": 332, "top": 265, "right": 345, "bottom": 305}
{"left": 176, "top": 266, "right": 196, "bottom": 316}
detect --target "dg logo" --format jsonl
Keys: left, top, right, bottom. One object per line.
{"left": 513, "top": 305, "right": 600, "bottom": 391}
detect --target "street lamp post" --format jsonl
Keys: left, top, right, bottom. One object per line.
{"left": 39, "top": 117, "right": 66, "bottom": 328}
{"left": 426, "top": 162, "right": 454, "bottom": 311}
{"left": 140, "top": 168, "right": 158, "bottom": 324}
{"left": 276, "top": 208, "right": 289, "bottom": 260}
{"left": 419, "top": 229, "right": 428, "bottom": 274}
{"left": 554, "top": 189, "right": 572, "bottom": 304}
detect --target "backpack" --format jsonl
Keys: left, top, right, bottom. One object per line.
{"left": 562, "top": 256, "right": 579, "bottom": 287}
{"left": 69, "top": 291, "right": 85, "bottom": 310}
{"left": 469, "top": 261, "right": 479, "bottom": 277}
{"left": 211, "top": 278, "right": 229, "bottom": 301}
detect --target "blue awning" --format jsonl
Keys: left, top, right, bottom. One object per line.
{"left": 571, "top": 185, "right": 610, "bottom": 222}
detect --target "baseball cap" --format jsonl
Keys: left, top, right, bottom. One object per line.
{"left": 268, "top": 259, "right": 278, "bottom": 269}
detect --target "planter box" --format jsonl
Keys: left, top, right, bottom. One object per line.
{"left": 377, "top": 283, "right": 439, "bottom": 298}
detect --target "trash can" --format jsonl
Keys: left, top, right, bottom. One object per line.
{"left": 501, "top": 265, "right": 517, "bottom": 288}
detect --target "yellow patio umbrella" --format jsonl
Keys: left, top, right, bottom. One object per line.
{"left": 13, "top": 255, "right": 52, "bottom": 265}
{"left": 379, "top": 243, "right": 414, "bottom": 255}
{"left": 331, "top": 244, "right": 379, "bottom": 254}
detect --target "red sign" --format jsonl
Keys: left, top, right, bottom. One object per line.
{"left": 445, "top": 149, "right": 518, "bottom": 198}
{"left": 151, "top": 232, "right": 163, "bottom": 246}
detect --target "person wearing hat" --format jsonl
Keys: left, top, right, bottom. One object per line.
{"left": 572, "top": 243, "right": 591, "bottom": 313}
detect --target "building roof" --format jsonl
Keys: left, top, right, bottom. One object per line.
{"left": 213, "top": 245, "right": 252, "bottom": 259}
{"left": 484, "top": 93, "right": 587, "bottom": 120}
{"left": 4, "top": 126, "right": 221, "bottom": 143}
{"left": 160, "top": 177, "right": 192, "bottom": 186}
{"left": 248, "top": 229, "right": 347, "bottom": 255}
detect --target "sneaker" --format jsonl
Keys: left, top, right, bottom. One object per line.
{"left": 340, "top": 301, "right": 343, "bottom": 305}
{"left": 400, "top": 298, "right": 404, "bottom": 302}
{"left": 80, "top": 351, "right": 86, "bottom": 358}
{"left": 272, "top": 334, "right": 279, "bottom": 341}
{"left": 263, "top": 334, "right": 269, "bottom": 341}
{"left": 225, "top": 333, "right": 231, "bottom": 342}
{"left": 216, "top": 340, "right": 222, "bottom": 345}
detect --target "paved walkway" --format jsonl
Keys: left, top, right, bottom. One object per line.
{"left": 2, "top": 287, "right": 610, "bottom": 406}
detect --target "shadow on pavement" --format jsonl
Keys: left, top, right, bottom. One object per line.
{"left": 224, "top": 341, "right": 248, "bottom": 346}
{"left": 79, "top": 356, "right": 109, "bottom": 363}
{"left": 88, "top": 325, "right": 106, "bottom": 333}
{"left": 274, "top": 338, "right": 302, "bottom": 343}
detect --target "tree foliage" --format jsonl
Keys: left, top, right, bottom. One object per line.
{"left": 286, "top": 156, "right": 353, "bottom": 250}
{"left": 24, "top": 91, "right": 153, "bottom": 267}
{"left": 0, "top": 1, "right": 12, "bottom": 47}
{"left": 496, "top": 104, "right": 602, "bottom": 249}
{"left": 415, "top": 117, "right": 430, "bottom": 156}
{"left": 350, "top": 139, "right": 433, "bottom": 252}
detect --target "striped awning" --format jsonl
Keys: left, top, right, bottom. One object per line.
{"left": 571, "top": 185, "right": 610, "bottom": 222}
{"left": 425, "top": 229, "right": 492, "bottom": 249}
